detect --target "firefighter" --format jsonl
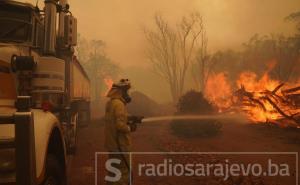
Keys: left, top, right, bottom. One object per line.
{"left": 104, "top": 79, "right": 136, "bottom": 185}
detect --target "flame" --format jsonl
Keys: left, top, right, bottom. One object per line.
{"left": 203, "top": 63, "right": 300, "bottom": 126}
{"left": 237, "top": 72, "right": 280, "bottom": 93}
{"left": 235, "top": 71, "right": 283, "bottom": 122}
{"left": 103, "top": 77, "right": 114, "bottom": 96}
{"left": 204, "top": 72, "right": 233, "bottom": 111}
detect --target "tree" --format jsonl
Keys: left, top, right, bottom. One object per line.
{"left": 144, "top": 13, "right": 205, "bottom": 102}
{"left": 286, "top": 11, "right": 300, "bottom": 51}
{"left": 286, "top": 11, "right": 300, "bottom": 32}
{"left": 240, "top": 34, "right": 299, "bottom": 82}
{"left": 88, "top": 39, "right": 105, "bottom": 101}
{"left": 207, "top": 50, "right": 242, "bottom": 82}
{"left": 76, "top": 36, "right": 120, "bottom": 101}
{"left": 190, "top": 26, "right": 220, "bottom": 91}
{"left": 76, "top": 34, "right": 89, "bottom": 62}
{"left": 208, "top": 34, "right": 300, "bottom": 84}
{"left": 85, "top": 54, "right": 120, "bottom": 100}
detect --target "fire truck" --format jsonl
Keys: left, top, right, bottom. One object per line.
{"left": 0, "top": 0, "right": 90, "bottom": 185}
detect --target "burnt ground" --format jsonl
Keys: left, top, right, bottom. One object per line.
{"left": 67, "top": 119, "right": 300, "bottom": 185}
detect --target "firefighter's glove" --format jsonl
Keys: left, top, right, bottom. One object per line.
{"left": 128, "top": 122, "right": 137, "bottom": 132}
{"left": 128, "top": 115, "right": 144, "bottom": 124}
{"left": 127, "top": 115, "right": 144, "bottom": 132}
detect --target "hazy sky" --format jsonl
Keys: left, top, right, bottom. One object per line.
{"left": 68, "top": 0, "right": 299, "bottom": 67}
{"left": 26, "top": 0, "right": 300, "bottom": 67}
{"left": 25, "top": 0, "right": 300, "bottom": 102}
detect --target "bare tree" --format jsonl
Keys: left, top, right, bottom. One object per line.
{"left": 144, "top": 13, "right": 204, "bottom": 102}
{"left": 191, "top": 27, "right": 208, "bottom": 91}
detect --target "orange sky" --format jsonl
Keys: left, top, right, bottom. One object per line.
{"left": 68, "top": 0, "right": 299, "bottom": 67}
{"left": 24, "top": 0, "right": 300, "bottom": 102}
{"left": 26, "top": 0, "right": 300, "bottom": 67}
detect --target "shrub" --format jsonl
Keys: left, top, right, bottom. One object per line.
{"left": 171, "top": 90, "right": 222, "bottom": 138}
{"left": 176, "top": 90, "right": 214, "bottom": 114}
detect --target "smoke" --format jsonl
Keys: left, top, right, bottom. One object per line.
{"left": 68, "top": 0, "right": 299, "bottom": 64}
{"left": 23, "top": 0, "right": 300, "bottom": 58}
{"left": 195, "top": 0, "right": 299, "bottom": 50}
{"left": 23, "top": 0, "right": 300, "bottom": 103}
{"left": 69, "top": 0, "right": 298, "bottom": 103}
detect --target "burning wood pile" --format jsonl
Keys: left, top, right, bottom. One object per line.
{"left": 233, "top": 83, "right": 300, "bottom": 126}
{"left": 205, "top": 71, "right": 300, "bottom": 127}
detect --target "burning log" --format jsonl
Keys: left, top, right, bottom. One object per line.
{"left": 282, "top": 86, "right": 300, "bottom": 108}
{"left": 234, "top": 86, "right": 267, "bottom": 111}
{"left": 234, "top": 83, "right": 300, "bottom": 126}
{"left": 262, "top": 96, "right": 297, "bottom": 122}
{"left": 282, "top": 86, "right": 300, "bottom": 94}
{"left": 272, "top": 83, "right": 285, "bottom": 94}
{"left": 203, "top": 70, "right": 300, "bottom": 127}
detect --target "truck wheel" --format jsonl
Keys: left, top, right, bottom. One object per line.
{"left": 43, "top": 155, "right": 64, "bottom": 185}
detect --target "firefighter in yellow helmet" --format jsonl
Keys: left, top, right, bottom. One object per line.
{"left": 104, "top": 79, "right": 141, "bottom": 185}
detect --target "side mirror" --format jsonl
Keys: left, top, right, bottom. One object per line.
{"left": 65, "top": 4, "right": 70, "bottom": 11}
{"left": 64, "top": 15, "right": 77, "bottom": 46}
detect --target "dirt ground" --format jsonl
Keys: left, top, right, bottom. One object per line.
{"left": 67, "top": 119, "right": 300, "bottom": 185}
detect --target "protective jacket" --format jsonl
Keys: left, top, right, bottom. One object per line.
{"left": 104, "top": 89, "right": 131, "bottom": 152}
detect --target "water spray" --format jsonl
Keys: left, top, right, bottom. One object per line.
{"left": 128, "top": 114, "right": 247, "bottom": 125}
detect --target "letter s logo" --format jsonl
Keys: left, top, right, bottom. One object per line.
{"left": 105, "top": 158, "right": 122, "bottom": 182}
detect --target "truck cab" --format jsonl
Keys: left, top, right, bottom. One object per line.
{"left": 0, "top": 1, "right": 90, "bottom": 185}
